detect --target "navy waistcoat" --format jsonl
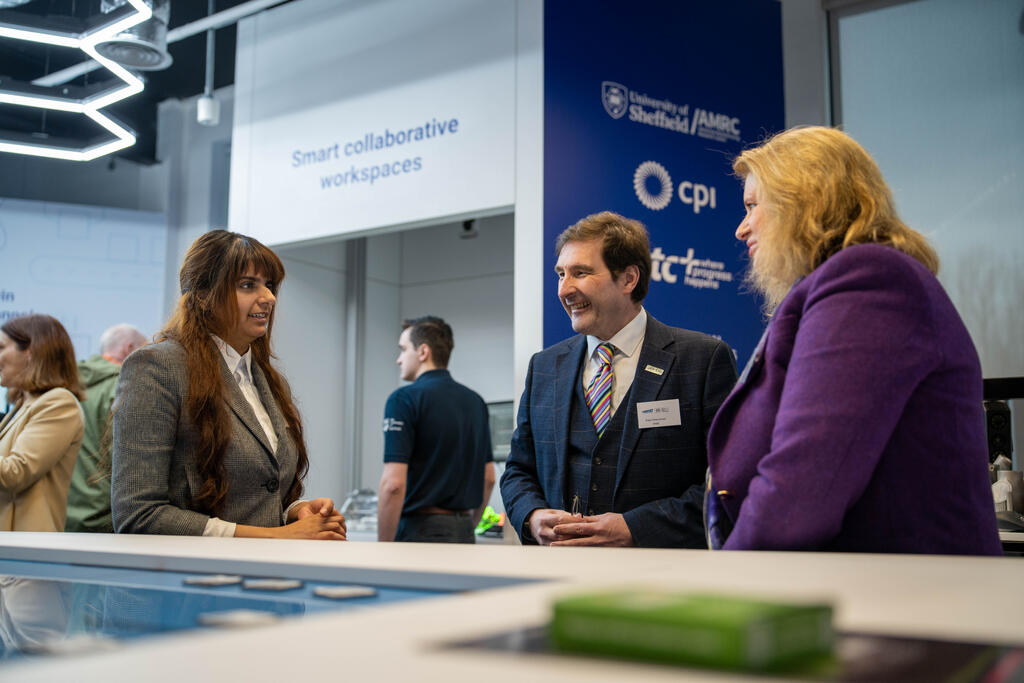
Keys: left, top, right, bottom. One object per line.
{"left": 566, "top": 361, "right": 628, "bottom": 515}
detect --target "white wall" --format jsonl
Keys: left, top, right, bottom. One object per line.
{"left": 361, "top": 231, "right": 403, "bottom": 495}
{"left": 398, "top": 215, "right": 515, "bottom": 404}
{"left": 271, "top": 239, "right": 349, "bottom": 503}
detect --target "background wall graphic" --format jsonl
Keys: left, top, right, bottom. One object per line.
{"left": 543, "top": 0, "right": 785, "bottom": 365}
{"left": 0, "top": 198, "right": 167, "bottom": 403}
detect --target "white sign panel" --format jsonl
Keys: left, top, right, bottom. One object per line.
{"left": 229, "top": 0, "right": 516, "bottom": 246}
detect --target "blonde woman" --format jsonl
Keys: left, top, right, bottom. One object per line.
{"left": 706, "top": 127, "right": 1000, "bottom": 555}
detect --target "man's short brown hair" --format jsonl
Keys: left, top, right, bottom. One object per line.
{"left": 402, "top": 316, "right": 454, "bottom": 368}
{"left": 555, "top": 211, "right": 652, "bottom": 302}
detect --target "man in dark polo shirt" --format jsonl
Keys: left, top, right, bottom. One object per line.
{"left": 377, "top": 316, "right": 496, "bottom": 543}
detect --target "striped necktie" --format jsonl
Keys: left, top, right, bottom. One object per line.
{"left": 585, "top": 342, "right": 615, "bottom": 437}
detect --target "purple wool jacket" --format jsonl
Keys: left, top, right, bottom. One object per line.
{"left": 707, "top": 244, "right": 1001, "bottom": 555}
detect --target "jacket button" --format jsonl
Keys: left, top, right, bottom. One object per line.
{"left": 591, "top": 483, "right": 598, "bottom": 492}
{"left": 265, "top": 479, "right": 280, "bottom": 493}
{"left": 594, "top": 457, "right": 603, "bottom": 465}
{"left": 587, "top": 508, "right": 594, "bottom": 515}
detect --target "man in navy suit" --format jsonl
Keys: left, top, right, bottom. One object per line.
{"left": 500, "top": 212, "right": 737, "bottom": 547}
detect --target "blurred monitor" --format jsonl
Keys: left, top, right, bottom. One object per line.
{"left": 488, "top": 401, "right": 513, "bottom": 462}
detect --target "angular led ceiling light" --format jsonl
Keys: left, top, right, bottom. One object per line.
{"left": 0, "top": 0, "right": 152, "bottom": 161}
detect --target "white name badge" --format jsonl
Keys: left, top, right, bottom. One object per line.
{"left": 636, "top": 399, "right": 682, "bottom": 429}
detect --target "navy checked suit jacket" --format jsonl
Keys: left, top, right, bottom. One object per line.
{"left": 500, "top": 316, "right": 737, "bottom": 547}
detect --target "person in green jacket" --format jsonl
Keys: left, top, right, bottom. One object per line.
{"left": 64, "top": 324, "right": 147, "bottom": 533}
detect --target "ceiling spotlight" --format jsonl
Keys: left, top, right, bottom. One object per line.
{"left": 197, "top": 95, "right": 219, "bottom": 127}
{"left": 196, "top": 0, "right": 219, "bottom": 127}
{"left": 94, "top": 0, "right": 173, "bottom": 71}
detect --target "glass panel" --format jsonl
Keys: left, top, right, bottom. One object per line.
{"left": 837, "top": 0, "right": 1024, "bottom": 381}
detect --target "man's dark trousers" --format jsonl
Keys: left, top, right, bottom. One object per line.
{"left": 395, "top": 513, "right": 475, "bottom": 543}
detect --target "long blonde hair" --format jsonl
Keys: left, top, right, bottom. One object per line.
{"left": 733, "top": 126, "right": 938, "bottom": 311}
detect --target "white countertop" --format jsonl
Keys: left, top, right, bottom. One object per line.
{"left": 2, "top": 532, "right": 1022, "bottom": 682}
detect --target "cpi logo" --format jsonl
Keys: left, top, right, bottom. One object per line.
{"left": 602, "top": 81, "right": 629, "bottom": 119}
{"left": 633, "top": 160, "right": 717, "bottom": 214}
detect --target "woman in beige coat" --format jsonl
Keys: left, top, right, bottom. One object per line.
{"left": 0, "top": 314, "right": 84, "bottom": 532}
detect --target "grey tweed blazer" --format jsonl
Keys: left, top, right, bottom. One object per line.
{"left": 111, "top": 340, "right": 299, "bottom": 535}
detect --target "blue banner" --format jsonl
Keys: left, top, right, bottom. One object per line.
{"left": 543, "top": 0, "right": 784, "bottom": 365}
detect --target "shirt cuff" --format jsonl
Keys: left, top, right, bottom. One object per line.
{"left": 283, "top": 499, "right": 307, "bottom": 524}
{"left": 203, "top": 517, "right": 237, "bottom": 537}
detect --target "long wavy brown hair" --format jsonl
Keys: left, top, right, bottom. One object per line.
{"left": 734, "top": 126, "right": 938, "bottom": 312}
{"left": 160, "top": 230, "right": 308, "bottom": 516}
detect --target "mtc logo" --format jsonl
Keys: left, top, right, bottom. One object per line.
{"left": 650, "top": 246, "right": 693, "bottom": 283}
{"left": 633, "top": 160, "right": 717, "bottom": 214}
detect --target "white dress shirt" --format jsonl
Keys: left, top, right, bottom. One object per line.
{"left": 212, "top": 336, "right": 278, "bottom": 453}
{"left": 202, "top": 336, "right": 281, "bottom": 537}
{"left": 582, "top": 307, "right": 647, "bottom": 417}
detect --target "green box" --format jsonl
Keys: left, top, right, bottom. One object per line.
{"left": 550, "top": 590, "right": 834, "bottom": 672}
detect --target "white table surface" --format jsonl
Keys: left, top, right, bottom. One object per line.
{"left": 1, "top": 532, "right": 1022, "bottom": 682}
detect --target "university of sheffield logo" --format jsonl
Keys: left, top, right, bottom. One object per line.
{"left": 599, "top": 78, "right": 741, "bottom": 143}
{"left": 602, "top": 81, "right": 629, "bottom": 119}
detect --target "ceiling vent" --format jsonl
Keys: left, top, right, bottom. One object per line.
{"left": 94, "top": 0, "right": 172, "bottom": 71}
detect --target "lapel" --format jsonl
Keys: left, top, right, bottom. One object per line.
{"left": 736, "top": 324, "right": 770, "bottom": 387}
{"left": 0, "top": 394, "right": 33, "bottom": 441}
{"left": 710, "top": 324, "right": 770, "bottom": 452}
{"left": 552, "top": 336, "right": 587, "bottom": 507}
{"left": 219, "top": 357, "right": 277, "bottom": 464}
{"left": 615, "top": 316, "right": 675, "bottom": 494}
{"left": 251, "top": 361, "right": 286, "bottom": 467}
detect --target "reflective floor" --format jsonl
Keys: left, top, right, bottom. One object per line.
{"left": 0, "top": 558, "right": 449, "bottom": 662}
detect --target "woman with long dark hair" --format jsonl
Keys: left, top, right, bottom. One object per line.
{"left": 112, "top": 230, "right": 345, "bottom": 539}
{"left": 0, "top": 314, "right": 85, "bottom": 532}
